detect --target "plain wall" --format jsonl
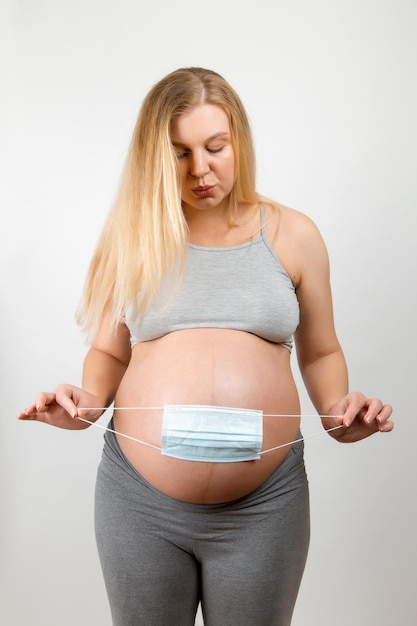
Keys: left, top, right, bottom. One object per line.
{"left": 1, "top": 1, "right": 416, "bottom": 624}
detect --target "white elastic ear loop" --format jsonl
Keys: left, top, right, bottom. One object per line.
{"left": 76, "top": 408, "right": 345, "bottom": 455}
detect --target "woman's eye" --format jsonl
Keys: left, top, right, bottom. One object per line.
{"left": 175, "top": 146, "right": 224, "bottom": 159}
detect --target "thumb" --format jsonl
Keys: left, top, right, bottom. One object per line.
{"left": 54, "top": 384, "right": 80, "bottom": 418}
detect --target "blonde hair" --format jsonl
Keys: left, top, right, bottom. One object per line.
{"left": 77, "top": 67, "right": 260, "bottom": 339}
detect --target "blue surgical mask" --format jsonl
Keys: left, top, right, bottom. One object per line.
{"left": 161, "top": 405, "right": 263, "bottom": 462}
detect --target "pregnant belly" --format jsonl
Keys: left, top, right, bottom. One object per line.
{"left": 113, "top": 329, "right": 301, "bottom": 503}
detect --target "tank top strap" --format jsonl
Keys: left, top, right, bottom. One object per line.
{"left": 260, "top": 204, "right": 267, "bottom": 239}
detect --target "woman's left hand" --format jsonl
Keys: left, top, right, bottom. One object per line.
{"left": 323, "top": 392, "right": 394, "bottom": 443}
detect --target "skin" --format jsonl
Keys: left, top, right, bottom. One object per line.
{"left": 17, "top": 103, "right": 393, "bottom": 503}
{"left": 171, "top": 103, "right": 236, "bottom": 219}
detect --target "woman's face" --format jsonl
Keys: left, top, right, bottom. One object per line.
{"left": 170, "top": 104, "right": 236, "bottom": 214}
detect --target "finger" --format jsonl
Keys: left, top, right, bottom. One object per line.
{"left": 376, "top": 404, "right": 393, "bottom": 424}
{"left": 364, "top": 398, "right": 383, "bottom": 424}
{"left": 364, "top": 398, "right": 394, "bottom": 432}
{"left": 343, "top": 393, "right": 367, "bottom": 427}
{"left": 34, "top": 392, "right": 57, "bottom": 413}
{"left": 379, "top": 420, "right": 394, "bottom": 433}
{"left": 17, "top": 394, "right": 55, "bottom": 419}
{"left": 54, "top": 386, "right": 79, "bottom": 418}
{"left": 375, "top": 404, "right": 394, "bottom": 430}
{"left": 18, "top": 403, "right": 38, "bottom": 416}
{"left": 17, "top": 409, "right": 38, "bottom": 420}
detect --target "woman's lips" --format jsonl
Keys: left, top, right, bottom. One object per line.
{"left": 192, "top": 185, "right": 216, "bottom": 198}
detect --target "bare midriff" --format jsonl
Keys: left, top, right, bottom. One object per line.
{"left": 114, "top": 328, "right": 301, "bottom": 503}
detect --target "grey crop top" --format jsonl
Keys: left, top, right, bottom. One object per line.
{"left": 125, "top": 207, "right": 299, "bottom": 351}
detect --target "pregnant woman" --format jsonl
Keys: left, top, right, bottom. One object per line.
{"left": 18, "top": 67, "right": 393, "bottom": 626}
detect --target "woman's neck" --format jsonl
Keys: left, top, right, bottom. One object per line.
{"left": 185, "top": 202, "right": 260, "bottom": 247}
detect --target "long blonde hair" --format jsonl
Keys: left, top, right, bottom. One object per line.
{"left": 77, "top": 67, "right": 259, "bottom": 339}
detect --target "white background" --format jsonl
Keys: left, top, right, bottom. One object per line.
{"left": 1, "top": 1, "right": 416, "bottom": 624}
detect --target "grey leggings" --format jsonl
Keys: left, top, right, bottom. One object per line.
{"left": 95, "top": 426, "right": 310, "bottom": 626}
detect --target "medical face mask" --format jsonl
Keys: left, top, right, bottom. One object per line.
{"left": 161, "top": 405, "right": 263, "bottom": 462}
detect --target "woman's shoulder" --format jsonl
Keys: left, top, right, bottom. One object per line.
{"left": 261, "top": 198, "right": 324, "bottom": 244}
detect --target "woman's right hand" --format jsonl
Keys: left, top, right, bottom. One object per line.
{"left": 17, "top": 384, "right": 105, "bottom": 430}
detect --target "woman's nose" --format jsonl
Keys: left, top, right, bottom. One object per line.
{"left": 190, "top": 152, "right": 210, "bottom": 178}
